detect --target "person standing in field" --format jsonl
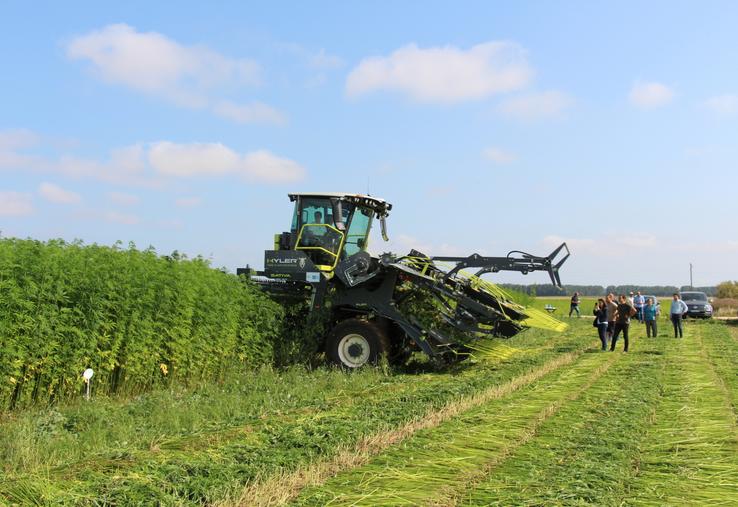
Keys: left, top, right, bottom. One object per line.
{"left": 643, "top": 297, "right": 659, "bottom": 337}
{"left": 633, "top": 291, "right": 645, "bottom": 323}
{"left": 605, "top": 293, "right": 618, "bottom": 342}
{"left": 669, "top": 293, "right": 688, "bottom": 338}
{"left": 593, "top": 298, "right": 609, "bottom": 350}
{"left": 610, "top": 294, "right": 636, "bottom": 352}
{"left": 569, "top": 292, "right": 581, "bottom": 317}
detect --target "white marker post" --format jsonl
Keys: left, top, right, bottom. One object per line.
{"left": 82, "top": 368, "right": 94, "bottom": 400}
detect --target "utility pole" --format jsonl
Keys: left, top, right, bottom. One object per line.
{"left": 690, "top": 263, "right": 693, "bottom": 289}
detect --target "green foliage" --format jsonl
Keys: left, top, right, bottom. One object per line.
{"left": 0, "top": 238, "right": 283, "bottom": 409}
{"left": 716, "top": 280, "right": 738, "bottom": 299}
{"left": 0, "top": 326, "right": 584, "bottom": 504}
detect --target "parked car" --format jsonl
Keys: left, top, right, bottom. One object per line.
{"left": 680, "top": 291, "right": 713, "bottom": 318}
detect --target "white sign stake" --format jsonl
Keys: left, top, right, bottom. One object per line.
{"left": 82, "top": 368, "right": 94, "bottom": 400}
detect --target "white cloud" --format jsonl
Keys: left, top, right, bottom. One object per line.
{"left": 148, "top": 142, "right": 306, "bottom": 183}
{"left": 346, "top": 41, "right": 533, "bottom": 103}
{"left": 308, "top": 48, "right": 344, "bottom": 70}
{"left": 483, "top": 146, "right": 517, "bottom": 164}
{"left": 148, "top": 142, "right": 239, "bottom": 177}
{"left": 104, "top": 211, "right": 139, "bottom": 225}
{"left": 0, "top": 192, "right": 33, "bottom": 216}
{"left": 498, "top": 91, "right": 573, "bottom": 121}
{"left": 0, "top": 129, "right": 39, "bottom": 151}
{"left": 703, "top": 94, "right": 738, "bottom": 115}
{"left": 109, "top": 191, "right": 140, "bottom": 205}
{"left": 66, "top": 24, "right": 285, "bottom": 124}
{"left": 212, "top": 101, "right": 287, "bottom": 125}
{"left": 0, "top": 129, "right": 43, "bottom": 169}
{"left": 67, "top": 23, "right": 259, "bottom": 94}
{"left": 242, "top": 150, "right": 306, "bottom": 183}
{"left": 1, "top": 129, "right": 306, "bottom": 186}
{"left": 38, "top": 182, "right": 81, "bottom": 204}
{"left": 629, "top": 81, "right": 675, "bottom": 109}
{"left": 175, "top": 196, "right": 202, "bottom": 207}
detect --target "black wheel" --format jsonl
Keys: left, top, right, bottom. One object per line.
{"left": 326, "top": 318, "right": 389, "bottom": 368}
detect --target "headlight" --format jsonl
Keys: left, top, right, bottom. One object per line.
{"left": 706, "top": 305, "right": 713, "bottom": 311}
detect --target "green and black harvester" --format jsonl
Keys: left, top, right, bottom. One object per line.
{"left": 239, "top": 193, "right": 569, "bottom": 368}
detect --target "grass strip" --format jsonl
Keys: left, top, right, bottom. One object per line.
{"left": 0, "top": 327, "right": 592, "bottom": 505}
{"left": 696, "top": 322, "right": 738, "bottom": 423}
{"left": 459, "top": 337, "right": 666, "bottom": 506}
{"left": 229, "top": 342, "right": 590, "bottom": 506}
{"left": 626, "top": 328, "right": 738, "bottom": 505}
{"left": 293, "top": 346, "right": 618, "bottom": 506}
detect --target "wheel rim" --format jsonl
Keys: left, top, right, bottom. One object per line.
{"left": 337, "top": 333, "right": 371, "bottom": 367}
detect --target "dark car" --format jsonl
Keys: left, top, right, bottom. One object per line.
{"left": 680, "top": 291, "right": 713, "bottom": 318}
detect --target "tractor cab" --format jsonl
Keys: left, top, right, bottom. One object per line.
{"left": 268, "top": 193, "right": 392, "bottom": 277}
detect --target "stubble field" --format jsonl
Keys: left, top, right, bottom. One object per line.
{"left": 1, "top": 316, "right": 737, "bottom": 506}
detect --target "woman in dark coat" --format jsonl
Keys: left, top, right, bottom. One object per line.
{"left": 593, "top": 298, "right": 609, "bottom": 351}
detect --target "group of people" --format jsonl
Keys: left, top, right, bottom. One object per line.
{"left": 568, "top": 291, "right": 690, "bottom": 352}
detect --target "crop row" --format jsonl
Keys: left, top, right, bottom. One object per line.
{"left": 0, "top": 326, "right": 593, "bottom": 505}
{"left": 0, "top": 238, "right": 283, "bottom": 409}
{"left": 292, "top": 322, "right": 738, "bottom": 506}
{"left": 294, "top": 344, "right": 619, "bottom": 505}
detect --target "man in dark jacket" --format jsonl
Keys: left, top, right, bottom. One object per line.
{"left": 569, "top": 292, "right": 581, "bottom": 317}
{"left": 610, "top": 294, "right": 636, "bottom": 352}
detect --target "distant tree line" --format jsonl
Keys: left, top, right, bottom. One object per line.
{"left": 716, "top": 281, "right": 738, "bottom": 298}
{"left": 500, "top": 284, "right": 717, "bottom": 297}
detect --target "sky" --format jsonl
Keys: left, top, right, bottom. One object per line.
{"left": 1, "top": 1, "right": 737, "bottom": 286}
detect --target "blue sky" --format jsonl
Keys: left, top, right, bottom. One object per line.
{"left": 2, "top": 1, "right": 737, "bottom": 286}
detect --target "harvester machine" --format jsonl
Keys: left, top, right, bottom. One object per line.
{"left": 239, "top": 193, "right": 570, "bottom": 368}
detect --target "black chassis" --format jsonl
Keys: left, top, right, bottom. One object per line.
{"left": 244, "top": 243, "right": 569, "bottom": 362}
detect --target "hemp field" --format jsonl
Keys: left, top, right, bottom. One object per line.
{"left": 1, "top": 318, "right": 737, "bottom": 506}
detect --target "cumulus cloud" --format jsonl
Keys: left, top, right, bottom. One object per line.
{"left": 212, "top": 101, "right": 287, "bottom": 125}
{"left": 483, "top": 146, "right": 517, "bottom": 164}
{"left": 346, "top": 41, "right": 533, "bottom": 103}
{"left": 498, "top": 91, "right": 573, "bottom": 121}
{"left": 104, "top": 211, "right": 139, "bottom": 225}
{"left": 0, "top": 129, "right": 43, "bottom": 169}
{"left": 703, "top": 94, "right": 738, "bottom": 115}
{"left": 0, "top": 191, "right": 33, "bottom": 216}
{"left": 629, "top": 81, "right": 675, "bottom": 109}
{"left": 38, "top": 182, "right": 81, "bottom": 204}
{"left": 148, "top": 141, "right": 306, "bottom": 183}
{"left": 0, "top": 129, "right": 306, "bottom": 186}
{"left": 66, "top": 24, "right": 285, "bottom": 124}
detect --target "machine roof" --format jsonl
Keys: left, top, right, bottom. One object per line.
{"left": 288, "top": 192, "right": 392, "bottom": 215}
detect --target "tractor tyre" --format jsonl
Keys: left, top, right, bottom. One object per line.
{"left": 326, "top": 318, "right": 390, "bottom": 369}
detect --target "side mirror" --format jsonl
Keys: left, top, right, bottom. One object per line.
{"left": 330, "top": 199, "right": 345, "bottom": 231}
{"left": 380, "top": 216, "right": 389, "bottom": 241}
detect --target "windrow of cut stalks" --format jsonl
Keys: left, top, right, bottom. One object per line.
{"left": 460, "top": 334, "right": 667, "bottom": 506}
{"left": 294, "top": 338, "right": 618, "bottom": 506}
{"left": 0, "top": 327, "right": 593, "bottom": 505}
{"left": 296, "top": 323, "right": 738, "bottom": 506}
{"left": 627, "top": 323, "right": 738, "bottom": 505}
{"left": 0, "top": 238, "right": 282, "bottom": 409}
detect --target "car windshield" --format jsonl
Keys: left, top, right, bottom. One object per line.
{"left": 681, "top": 292, "right": 707, "bottom": 302}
